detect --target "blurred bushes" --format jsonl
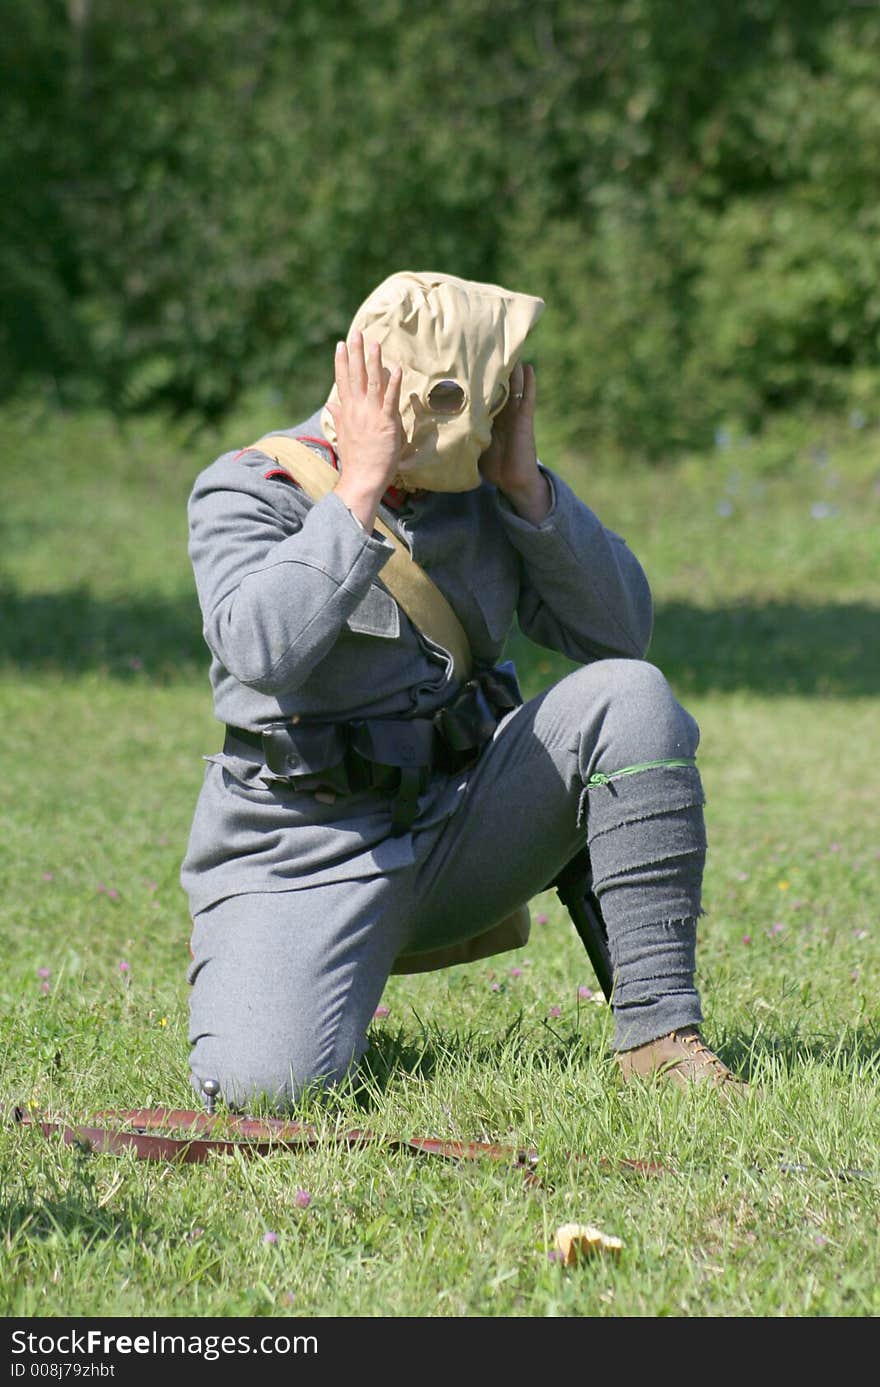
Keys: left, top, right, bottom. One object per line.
{"left": 3, "top": 0, "right": 878, "bottom": 454}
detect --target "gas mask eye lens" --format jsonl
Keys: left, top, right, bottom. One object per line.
{"left": 426, "top": 379, "right": 466, "bottom": 415}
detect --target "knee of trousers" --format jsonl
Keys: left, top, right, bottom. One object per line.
{"left": 566, "top": 659, "right": 701, "bottom": 769}
{"left": 189, "top": 1018, "right": 367, "bottom": 1111}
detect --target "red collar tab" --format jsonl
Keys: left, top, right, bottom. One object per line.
{"left": 382, "top": 483, "right": 426, "bottom": 509}
{"left": 242, "top": 434, "right": 426, "bottom": 509}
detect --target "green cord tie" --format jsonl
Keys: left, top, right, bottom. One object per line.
{"left": 587, "top": 757, "right": 697, "bottom": 787}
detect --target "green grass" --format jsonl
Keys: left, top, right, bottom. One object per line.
{"left": 1, "top": 396, "right": 878, "bottom": 1317}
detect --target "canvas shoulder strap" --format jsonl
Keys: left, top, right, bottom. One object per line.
{"left": 251, "top": 434, "right": 473, "bottom": 682}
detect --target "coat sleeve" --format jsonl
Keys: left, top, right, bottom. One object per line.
{"left": 187, "top": 452, "right": 394, "bottom": 694}
{"left": 496, "top": 467, "right": 654, "bottom": 662}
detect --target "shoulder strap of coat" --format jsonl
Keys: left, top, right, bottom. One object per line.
{"left": 250, "top": 434, "right": 473, "bottom": 682}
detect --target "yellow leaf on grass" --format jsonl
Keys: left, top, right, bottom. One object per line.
{"left": 554, "top": 1223, "right": 623, "bottom": 1266}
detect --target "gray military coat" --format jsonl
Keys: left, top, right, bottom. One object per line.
{"left": 180, "top": 412, "right": 653, "bottom": 919}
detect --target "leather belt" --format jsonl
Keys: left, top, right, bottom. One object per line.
{"left": 224, "top": 723, "right": 266, "bottom": 753}
{"left": 10, "top": 1106, "right": 663, "bottom": 1185}
{"left": 223, "top": 713, "right": 481, "bottom": 834}
{"left": 222, "top": 722, "right": 428, "bottom": 830}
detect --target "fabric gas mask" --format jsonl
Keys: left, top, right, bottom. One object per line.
{"left": 320, "top": 270, "right": 545, "bottom": 493}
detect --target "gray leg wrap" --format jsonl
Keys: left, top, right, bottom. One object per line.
{"left": 584, "top": 766, "right": 706, "bottom": 1050}
{"left": 605, "top": 918, "right": 701, "bottom": 1051}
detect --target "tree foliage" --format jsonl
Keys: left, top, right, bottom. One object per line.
{"left": 4, "top": 0, "right": 877, "bottom": 453}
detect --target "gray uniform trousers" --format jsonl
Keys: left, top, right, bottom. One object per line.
{"left": 188, "top": 657, "right": 705, "bottom": 1110}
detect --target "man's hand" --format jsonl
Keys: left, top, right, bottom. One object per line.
{"left": 478, "top": 362, "right": 551, "bottom": 524}
{"left": 327, "top": 329, "right": 404, "bottom": 531}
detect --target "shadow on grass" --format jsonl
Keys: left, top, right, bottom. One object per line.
{"left": 0, "top": 1150, "right": 153, "bottom": 1243}
{"left": 716, "top": 1019, "right": 880, "bottom": 1081}
{"left": 511, "top": 600, "right": 880, "bottom": 699}
{"left": 648, "top": 600, "right": 880, "bottom": 698}
{"left": 0, "top": 584, "right": 207, "bottom": 682}
{"left": 1, "top": 585, "right": 879, "bottom": 695}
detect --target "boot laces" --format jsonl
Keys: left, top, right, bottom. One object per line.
{"left": 672, "top": 1028, "right": 739, "bottom": 1083}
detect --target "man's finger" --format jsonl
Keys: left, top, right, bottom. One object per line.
{"left": 508, "top": 361, "right": 525, "bottom": 404}
{"left": 520, "top": 363, "right": 537, "bottom": 417}
{"left": 366, "top": 341, "right": 384, "bottom": 397}
{"left": 496, "top": 361, "right": 524, "bottom": 426}
{"left": 383, "top": 363, "right": 403, "bottom": 418}
{"left": 348, "top": 328, "right": 368, "bottom": 394}
{"left": 334, "top": 341, "right": 349, "bottom": 404}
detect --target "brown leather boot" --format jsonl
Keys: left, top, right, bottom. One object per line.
{"left": 616, "top": 1026, "right": 748, "bottom": 1094}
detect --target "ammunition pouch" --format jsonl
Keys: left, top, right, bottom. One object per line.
{"left": 433, "top": 659, "right": 521, "bottom": 756}
{"left": 261, "top": 722, "right": 347, "bottom": 782}
{"left": 224, "top": 661, "right": 523, "bottom": 834}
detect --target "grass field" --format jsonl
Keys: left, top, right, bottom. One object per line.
{"left": 1, "top": 394, "right": 878, "bottom": 1318}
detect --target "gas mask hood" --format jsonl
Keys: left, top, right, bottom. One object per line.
{"left": 321, "top": 270, "right": 545, "bottom": 492}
